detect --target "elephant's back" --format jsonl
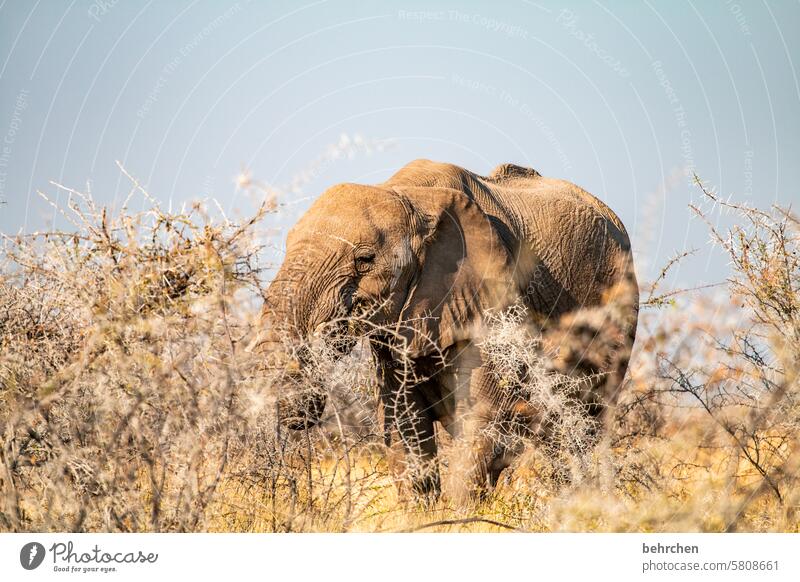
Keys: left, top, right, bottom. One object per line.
{"left": 486, "top": 172, "right": 636, "bottom": 318}
{"left": 491, "top": 175, "right": 631, "bottom": 249}
{"left": 383, "top": 159, "right": 636, "bottom": 316}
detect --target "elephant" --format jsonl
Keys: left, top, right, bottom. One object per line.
{"left": 259, "top": 158, "right": 638, "bottom": 501}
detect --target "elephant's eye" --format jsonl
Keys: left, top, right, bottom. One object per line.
{"left": 354, "top": 252, "right": 376, "bottom": 274}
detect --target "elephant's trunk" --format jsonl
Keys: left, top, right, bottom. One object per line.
{"left": 260, "top": 260, "right": 339, "bottom": 430}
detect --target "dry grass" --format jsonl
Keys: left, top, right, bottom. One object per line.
{"left": 0, "top": 172, "right": 798, "bottom": 532}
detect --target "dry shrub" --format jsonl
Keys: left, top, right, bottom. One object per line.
{"left": 599, "top": 178, "right": 800, "bottom": 531}
{"left": 0, "top": 180, "right": 270, "bottom": 531}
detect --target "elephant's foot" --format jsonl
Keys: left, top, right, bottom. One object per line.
{"left": 410, "top": 464, "right": 441, "bottom": 505}
{"left": 487, "top": 450, "right": 514, "bottom": 488}
{"left": 444, "top": 443, "right": 491, "bottom": 505}
{"left": 444, "top": 437, "right": 517, "bottom": 505}
{"left": 388, "top": 447, "right": 441, "bottom": 504}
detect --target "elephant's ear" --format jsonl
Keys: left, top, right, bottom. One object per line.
{"left": 393, "top": 187, "right": 515, "bottom": 358}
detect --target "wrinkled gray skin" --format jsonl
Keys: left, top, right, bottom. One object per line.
{"left": 261, "top": 159, "right": 638, "bottom": 501}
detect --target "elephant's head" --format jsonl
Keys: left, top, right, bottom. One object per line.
{"left": 261, "top": 177, "right": 513, "bottom": 429}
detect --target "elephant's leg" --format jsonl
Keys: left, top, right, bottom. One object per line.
{"left": 374, "top": 358, "right": 397, "bottom": 448}
{"left": 371, "top": 340, "right": 441, "bottom": 500}
{"left": 448, "top": 420, "right": 500, "bottom": 502}
{"left": 371, "top": 340, "right": 407, "bottom": 489}
{"left": 391, "top": 385, "right": 440, "bottom": 501}
{"left": 447, "top": 361, "right": 524, "bottom": 502}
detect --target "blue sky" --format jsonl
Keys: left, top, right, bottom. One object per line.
{"left": 1, "top": 0, "right": 798, "bottom": 286}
